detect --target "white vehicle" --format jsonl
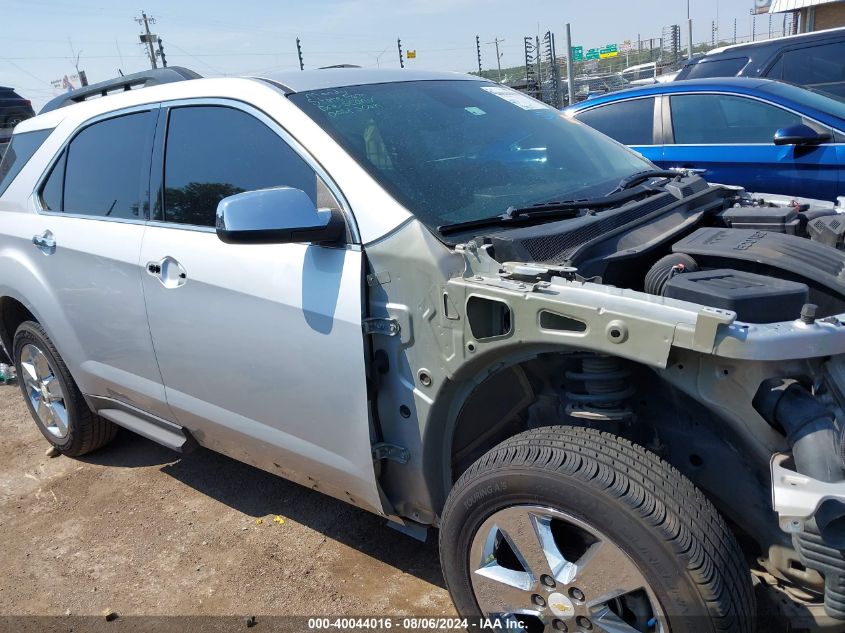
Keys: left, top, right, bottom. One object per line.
{"left": 4, "top": 66, "right": 845, "bottom": 632}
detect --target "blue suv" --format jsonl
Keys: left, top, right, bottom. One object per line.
{"left": 565, "top": 77, "right": 845, "bottom": 201}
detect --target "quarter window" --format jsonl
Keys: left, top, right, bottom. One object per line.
{"left": 57, "top": 111, "right": 155, "bottom": 218}
{"left": 162, "top": 106, "right": 319, "bottom": 227}
{"left": 669, "top": 94, "right": 802, "bottom": 144}
{"left": 0, "top": 129, "right": 52, "bottom": 198}
{"left": 575, "top": 98, "right": 656, "bottom": 146}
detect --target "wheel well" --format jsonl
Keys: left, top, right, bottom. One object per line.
{"left": 0, "top": 297, "right": 37, "bottom": 357}
{"left": 442, "top": 351, "right": 774, "bottom": 549}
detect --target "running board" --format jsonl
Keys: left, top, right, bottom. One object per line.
{"left": 88, "top": 396, "right": 198, "bottom": 453}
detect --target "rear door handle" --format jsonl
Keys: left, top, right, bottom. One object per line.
{"left": 32, "top": 231, "right": 56, "bottom": 254}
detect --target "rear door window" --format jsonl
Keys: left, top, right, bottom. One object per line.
{"left": 42, "top": 111, "right": 157, "bottom": 218}
{"left": 767, "top": 42, "right": 845, "bottom": 98}
{"left": 575, "top": 98, "right": 656, "bottom": 145}
{"left": 161, "top": 105, "right": 318, "bottom": 227}
{"left": 669, "top": 94, "right": 802, "bottom": 144}
{"left": 0, "top": 128, "right": 52, "bottom": 197}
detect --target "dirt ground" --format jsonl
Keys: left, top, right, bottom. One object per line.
{"left": 0, "top": 383, "right": 455, "bottom": 622}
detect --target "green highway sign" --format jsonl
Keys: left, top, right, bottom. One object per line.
{"left": 599, "top": 44, "right": 619, "bottom": 59}
{"left": 585, "top": 48, "right": 600, "bottom": 60}
{"left": 571, "top": 46, "right": 583, "bottom": 62}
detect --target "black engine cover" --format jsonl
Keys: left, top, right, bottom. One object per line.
{"left": 673, "top": 228, "right": 845, "bottom": 297}
{"left": 663, "top": 269, "right": 809, "bottom": 323}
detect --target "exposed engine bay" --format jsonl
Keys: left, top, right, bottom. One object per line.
{"left": 432, "top": 174, "right": 845, "bottom": 628}
{"left": 481, "top": 174, "right": 845, "bottom": 323}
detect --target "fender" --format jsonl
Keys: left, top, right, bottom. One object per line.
{"left": 0, "top": 246, "right": 87, "bottom": 379}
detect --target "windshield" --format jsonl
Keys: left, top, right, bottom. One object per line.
{"left": 289, "top": 80, "right": 651, "bottom": 238}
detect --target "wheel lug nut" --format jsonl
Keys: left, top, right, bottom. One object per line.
{"left": 569, "top": 587, "right": 585, "bottom": 601}
{"left": 576, "top": 616, "right": 592, "bottom": 630}
{"left": 531, "top": 593, "right": 546, "bottom": 607}
{"left": 541, "top": 574, "right": 556, "bottom": 588}
{"left": 552, "top": 619, "right": 568, "bottom": 632}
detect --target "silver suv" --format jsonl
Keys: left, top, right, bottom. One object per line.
{"left": 3, "top": 66, "right": 845, "bottom": 632}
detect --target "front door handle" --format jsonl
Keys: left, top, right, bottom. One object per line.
{"left": 32, "top": 231, "right": 56, "bottom": 255}
{"left": 146, "top": 256, "right": 187, "bottom": 289}
{"left": 670, "top": 166, "right": 707, "bottom": 175}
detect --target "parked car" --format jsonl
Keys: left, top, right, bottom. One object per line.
{"left": 565, "top": 77, "right": 845, "bottom": 200}
{"left": 674, "top": 26, "right": 845, "bottom": 98}
{"left": 7, "top": 66, "right": 845, "bottom": 631}
{"left": 0, "top": 86, "right": 35, "bottom": 131}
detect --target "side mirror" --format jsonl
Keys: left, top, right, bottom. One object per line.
{"left": 216, "top": 187, "right": 345, "bottom": 245}
{"left": 773, "top": 123, "right": 832, "bottom": 146}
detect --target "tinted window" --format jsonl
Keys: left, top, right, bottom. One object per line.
{"left": 575, "top": 98, "right": 656, "bottom": 145}
{"left": 684, "top": 57, "right": 749, "bottom": 79}
{"left": 670, "top": 94, "right": 802, "bottom": 144}
{"left": 772, "top": 42, "right": 845, "bottom": 98}
{"left": 290, "top": 82, "right": 649, "bottom": 238}
{"left": 41, "top": 151, "right": 65, "bottom": 211}
{"left": 62, "top": 111, "right": 155, "bottom": 218}
{"left": 0, "top": 128, "right": 51, "bottom": 197}
{"left": 163, "top": 106, "right": 317, "bottom": 227}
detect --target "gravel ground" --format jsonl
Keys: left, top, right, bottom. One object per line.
{"left": 0, "top": 383, "right": 454, "bottom": 625}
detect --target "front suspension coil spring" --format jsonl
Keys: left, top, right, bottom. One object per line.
{"left": 564, "top": 355, "right": 635, "bottom": 420}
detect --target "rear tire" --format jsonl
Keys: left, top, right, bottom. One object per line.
{"left": 13, "top": 321, "right": 116, "bottom": 456}
{"left": 440, "top": 426, "right": 754, "bottom": 633}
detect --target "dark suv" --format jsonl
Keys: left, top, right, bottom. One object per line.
{"left": 675, "top": 26, "right": 845, "bottom": 98}
{"left": 0, "top": 87, "right": 35, "bottom": 131}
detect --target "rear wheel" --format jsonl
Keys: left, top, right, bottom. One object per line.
{"left": 13, "top": 321, "right": 116, "bottom": 456}
{"left": 440, "top": 426, "right": 754, "bottom": 633}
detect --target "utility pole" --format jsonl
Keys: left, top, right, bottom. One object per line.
{"left": 156, "top": 37, "right": 167, "bottom": 67}
{"left": 475, "top": 35, "right": 482, "bottom": 74}
{"left": 486, "top": 37, "right": 504, "bottom": 82}
{"left": 397, "top": 38, "right": 404, "bottom": 69}
{"left": 135, "top": 11, "right": 158, "bottom": 69}
{"left": 687, "top": 0, "right": 694, "bottom": 60}
{"left": 733, "top": 17, "right": 737, "bottom": 44}
{"left": 296, "top": 37, "right": 304, "bottom": 70}
{"left": 68, "top": 38, "right": 88, "bottom": 86}
{"left": 565, "top": 23, "right": 575, "bottom": 106}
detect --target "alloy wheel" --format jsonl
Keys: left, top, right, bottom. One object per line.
{"left": 469, "top": 505, "right": 665, "bottom": 633}
{"left": 19, "top": 343, "right": 69, "bottom": 439}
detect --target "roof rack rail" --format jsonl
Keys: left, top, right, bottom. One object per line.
{"left": 39, "top": 66, "right": 202, "bottom": 114}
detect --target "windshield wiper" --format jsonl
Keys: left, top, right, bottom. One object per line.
{"left": 438, "top": 184, "right": 661, "bottom": 236}
{"left": 607, "top": 169, "right": 679, "bottom": 195}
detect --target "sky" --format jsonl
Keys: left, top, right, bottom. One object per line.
{"left": 4, "top": 0, "right": 775, "bottom": 110}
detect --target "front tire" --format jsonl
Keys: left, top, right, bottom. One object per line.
{"left": 13, "top": 321, "right": 116, "bottom": 456}
{"left": 440, "top": 426, "right": 754, "bottom": 633}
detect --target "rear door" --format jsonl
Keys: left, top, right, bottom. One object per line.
{"left": 139, "top": 101, "right": 381, "bottom": 512}
{"left": 573, "top": 97, "right": 663, "bottom": 164}
{"left": 11, "top": 107, "right": 172, "bottom": 419}
{"left": 663, "top": 92, "right": 841, "bottom": 200}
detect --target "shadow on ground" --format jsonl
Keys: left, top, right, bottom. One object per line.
{"left": 79, "top": 429, "right": 445, "bottom": 589}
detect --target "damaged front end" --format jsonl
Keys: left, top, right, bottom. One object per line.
{"left": 450, "top": 235, "right": 845, "bottom": 624}
{"left": 364, "top": 175, "right": 845, "bottom": 625}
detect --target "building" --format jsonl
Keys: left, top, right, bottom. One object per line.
{"left": 767, "top": 0, "right": 845, "bottom": 32}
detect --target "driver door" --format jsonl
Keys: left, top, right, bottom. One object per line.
{"left": 139, "top": 102, "right": 382, "bottom": 512}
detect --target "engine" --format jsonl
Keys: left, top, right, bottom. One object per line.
{"left": 482, "top": 175, "right": 845, "bottom": 323}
